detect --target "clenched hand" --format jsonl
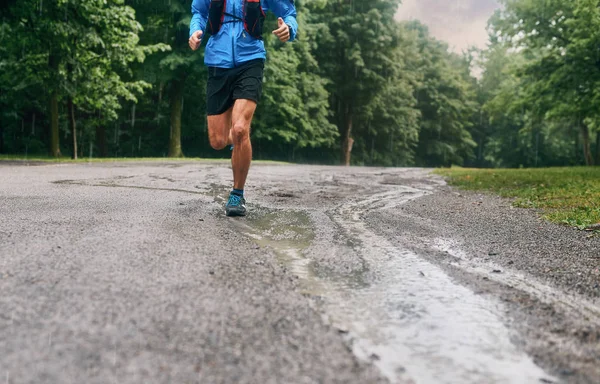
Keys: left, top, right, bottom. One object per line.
{"left": 189, "top": 30, "right": 203, "bottom": 51}
{"left": 272, "top": 18, "right": 290, "bottom": 43}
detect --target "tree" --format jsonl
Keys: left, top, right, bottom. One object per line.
{"left": 252, "top": 8, "right": 338, "bottom": 161}
{"left": 493, "top": 0, "right": 600, "bottom": 165}
{"left": 131, "top": 0, "right": 202, "bottom": 158}
{"left": 3, "top": 0, "right": 166, "bottom": 158}
{"left": 405, "top": 21, "right": 477, "bottom": 167}
{"left": 308, "top": 0, "right": 404, "bottom": 165}
{"left": 351, "top": 23, "right": 421, "bottom": 166}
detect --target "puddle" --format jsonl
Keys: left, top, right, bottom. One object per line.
{"left": 236, "top": 189, "right": 556, "bottom": 384}
{"left": 195, "top": 183, "right": 230, "bottom": 204}
{"left": 231, "top": 208, "right": 319, "bottom": 283}
{"left": 433, "top": 238, "right": 600, "bottom": 323}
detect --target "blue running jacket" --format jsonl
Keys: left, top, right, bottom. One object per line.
{"left": 190, "top": 0, "right": 298, "bottom": 68}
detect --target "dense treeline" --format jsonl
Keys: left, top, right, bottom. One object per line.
{"left": 1, "top": 0, "right": 599, "bottom": 167}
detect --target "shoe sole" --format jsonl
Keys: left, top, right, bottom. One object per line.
{"left": 226, "top": 209, "right": 246, "bottom": 217}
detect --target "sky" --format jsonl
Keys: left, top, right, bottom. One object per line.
{"left": 395, "top": 0, "right": 501, "bottom": 53}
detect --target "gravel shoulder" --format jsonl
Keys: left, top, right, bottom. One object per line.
{"left": 365, "top": 182, "right": 600, "bottom": 383}
{"left": 380, "top": 185, "right": 600, "bottom": 299}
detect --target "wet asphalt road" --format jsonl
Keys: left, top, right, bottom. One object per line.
{"left": 0, "top": 161, "right": 599, "bottom": 384}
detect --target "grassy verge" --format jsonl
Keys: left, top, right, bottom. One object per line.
{"left": 435, "top": 167, "right": 600, "bottom": 230}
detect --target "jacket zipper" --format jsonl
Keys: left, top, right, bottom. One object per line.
{"left": 231, "top": 0, "right": 237, "bottom": 67}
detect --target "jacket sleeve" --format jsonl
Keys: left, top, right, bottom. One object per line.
{"left": 190, "top": 0, "right": 209, "bottom": 38}
{"left": 267, "top": 0, "right": 298, "bottom": 42}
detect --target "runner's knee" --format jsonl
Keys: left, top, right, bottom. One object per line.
{"left": 231, "top": 120, "right": 250, "bottom": 143}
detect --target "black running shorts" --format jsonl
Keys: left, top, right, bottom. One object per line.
{"left": 206, "top": 59, "right": 265, "bottom": 116}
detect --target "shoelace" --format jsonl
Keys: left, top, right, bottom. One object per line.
{"left": 228, "top": 194, "right": 242, "bottom": 206}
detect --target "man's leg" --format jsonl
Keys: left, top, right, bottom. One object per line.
{"left": 230, "top": 99, "right": 257, "bottom": 190}
{"left": 207, "top": 107, "right": 233, "bottom": 150}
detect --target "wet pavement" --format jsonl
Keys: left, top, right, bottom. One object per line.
{"left": 1, "top": 161, "right": 599, "bottom": 383}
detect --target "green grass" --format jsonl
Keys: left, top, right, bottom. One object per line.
{"left": 0, "top": 155, "right": 288, "bottom": 165}
{"left": 436, "top": 167, "right": 600, "bottom": 230}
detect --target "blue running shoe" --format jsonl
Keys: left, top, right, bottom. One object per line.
{"left": 225, "top": 192, "right": 246, "bottom": 217}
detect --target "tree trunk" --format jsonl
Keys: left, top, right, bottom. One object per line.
{"left": 581, "top": 123, "right": 594, "bottom": 166}
{"left": 96, "top": 124, "right": 107, "bottom": 158}
{"left": 49, "top": 91, "right": 61, "bottom": 157}
{"left": 595, "top": 131, "right": 600, "bottom": 165}
{"left": 574, "top": 126, "right": 580, "bottom": 162}
{"left": 0, "top": 120, "right": 4, "bottom": 154}
{"left": 48, "top": 52, "right": 61, "bottom": 157}
{"left": 168, "top": 78, "right": 185, "bottom": 158}
{"left": 68, "top": 98, "right": 77, "bottom": 160}
{"left": 342, "top": 110, "right": 353, "bottom": 166}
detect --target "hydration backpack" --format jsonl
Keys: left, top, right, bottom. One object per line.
{"left": 206, "top": 0, "right": 266, "bottom": 39}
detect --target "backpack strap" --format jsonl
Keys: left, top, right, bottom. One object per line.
{"left": 207, "top": 0, "right": 265, "bottom": 39}
{"left": 207, "top": 0, "right": 227, "bottom": 35}
{"left": 243, "top": 0, "right": 266, "bottom": 39}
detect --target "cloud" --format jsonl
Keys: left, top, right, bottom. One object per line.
{"left": 395, "top": 0, "right": 500, "bottom": 52}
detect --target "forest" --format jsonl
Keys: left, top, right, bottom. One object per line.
{"left": 1, "top": 0, "right": 599, "bottom": 167}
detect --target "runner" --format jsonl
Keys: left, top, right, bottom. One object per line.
{"left": 189, "top": 0, "right": 298, "bottom": 216}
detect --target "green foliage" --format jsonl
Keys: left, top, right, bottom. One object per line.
{"left": 349, "top": 23, "right": 421, "bottom": 166}
{"left": 307, "top": 0, "right": 413, "bottom": 164}
{"left": 253, "top": 10, "right": 338, "bottom": 153}
{"left": 2, "top": 0, "right": 598, "bottom": 167}
{"left": 1, "top": 0, "right": 168, "bottom": 157}
{"left": 406, "top": 21, "right": 477, "bottom": 167}
{"left": 486, "top": 0, "right": 600, "bottom": 166}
